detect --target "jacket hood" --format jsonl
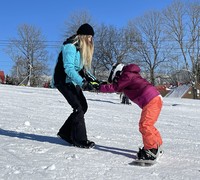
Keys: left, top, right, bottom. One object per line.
{"left": 123, "top": 64, "right": 141, "bottom": 73}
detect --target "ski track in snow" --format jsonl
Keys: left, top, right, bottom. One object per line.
{"left": 0, "top": 84, "right": 200, "bottom": 180}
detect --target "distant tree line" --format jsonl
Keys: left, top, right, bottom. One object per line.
{"left": 5, "top": 0, "right": 200, "bottom": 98}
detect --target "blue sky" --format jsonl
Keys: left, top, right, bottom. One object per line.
{"left": 0, "top": 0, "right": 174, "bottom": 75}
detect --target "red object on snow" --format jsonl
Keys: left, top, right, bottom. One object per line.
{"left": 0, "top": 71, "right": 5, "bottom": 84}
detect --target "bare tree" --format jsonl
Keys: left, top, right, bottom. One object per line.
{"left": 63, "top": 10, "right": 95, "bottom": 37}
{"left": 128, "top": 11, "right": 170, "bottom": 85}
{"left": 163, "top": 0, "right": 200, "bottom": 98}
{"left": 93, "top": 24, "right": 138, "bottom": 79}
{"left": 6, "top": 24, "right": 49, "bottom": 86}
{"left": 187, "top": 1, "right": 200, "bottom": 90}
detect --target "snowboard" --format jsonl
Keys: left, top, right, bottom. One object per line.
{"left": 129, "top": 159, "right": 157, "bottom": 166}
{"left": 129, "top": 149, "right": 164, "bottom": 167}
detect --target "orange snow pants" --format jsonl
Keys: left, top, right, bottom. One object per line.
{"left": 139, "top": 95, "right": 163, "bottom": 150}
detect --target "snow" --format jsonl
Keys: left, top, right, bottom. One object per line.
{"left": 0, "top": 84, "right": 200, "bottom": 180}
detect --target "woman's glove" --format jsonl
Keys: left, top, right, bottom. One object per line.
{"left": 82, "top": 79, "right": 108, "bottom": 91}
{"left": 90, "top": 81, "right": 100, "bottom": 90}
{"left": 82, "top": 80, "right": 94, "bottom": 91}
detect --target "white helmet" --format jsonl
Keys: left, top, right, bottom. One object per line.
{"left": 108, "top": 63, "right": 124, "bottom": 83}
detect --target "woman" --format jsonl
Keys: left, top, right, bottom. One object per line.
{"left": 53, "top": 23, "right": 97, "bottom": 148}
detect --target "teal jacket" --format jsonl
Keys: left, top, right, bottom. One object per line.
{"left": 53, "top": 43, "right": 96, "bottom": 87}
{"left": 62, "top": 44, "right": 83, "bottom": 86}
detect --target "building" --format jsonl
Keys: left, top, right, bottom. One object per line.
{"left": 0, "top": 71, "right": 5, "bottom": 84}
{"left": 166, "top": 84, "right": 200, "bottom": 99}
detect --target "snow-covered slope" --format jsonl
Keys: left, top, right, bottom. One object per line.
{"left": 0, "top": 85, "right": 200, "bottom": 180}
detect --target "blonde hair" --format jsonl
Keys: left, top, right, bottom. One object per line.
{"left": 78, "top": 35, "right": 94, "bottom": 70}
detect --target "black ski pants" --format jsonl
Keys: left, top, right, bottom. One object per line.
{"left": 56, "top": 83, "right": 88, "bottom": 143}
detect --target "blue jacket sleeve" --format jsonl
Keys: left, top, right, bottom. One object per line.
{"left": 62, "top": 44, "right": 83, "bottom": 86}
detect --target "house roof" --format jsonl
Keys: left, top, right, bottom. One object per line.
{"left": 166, "top": 84, "right": 191, "bottom": 98}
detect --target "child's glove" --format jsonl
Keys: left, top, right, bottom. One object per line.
{"left": 93, "top": 81, "right": 108, "bottom": 92}
{"left": 99, "top": 81, "right": 108, "bottom": 85}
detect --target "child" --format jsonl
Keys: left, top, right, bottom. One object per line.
{"left": 99, "top": 63, "right": 163, "bottom": 161}
{"left": 120, "top": 93, "right": 131, "bottom": 104}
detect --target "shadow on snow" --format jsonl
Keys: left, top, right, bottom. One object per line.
{"left": 0, "top": 128, "right": 137, "bottom": 159}
{"left": 87, "top": 98, "right": 119, "bottom": 104}
{"left": 0, "top": 128, "right": 67, "bottom": 146}
{"left": 94, "top": 144, "right": 137, "bottom": 159}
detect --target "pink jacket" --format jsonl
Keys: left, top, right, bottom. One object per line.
{"left": 99, "top": 64, "right": 160, "bottom": 108}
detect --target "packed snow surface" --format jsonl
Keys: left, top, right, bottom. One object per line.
{"left": 0, "top": 85, "right": 200, "bottom": 180}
